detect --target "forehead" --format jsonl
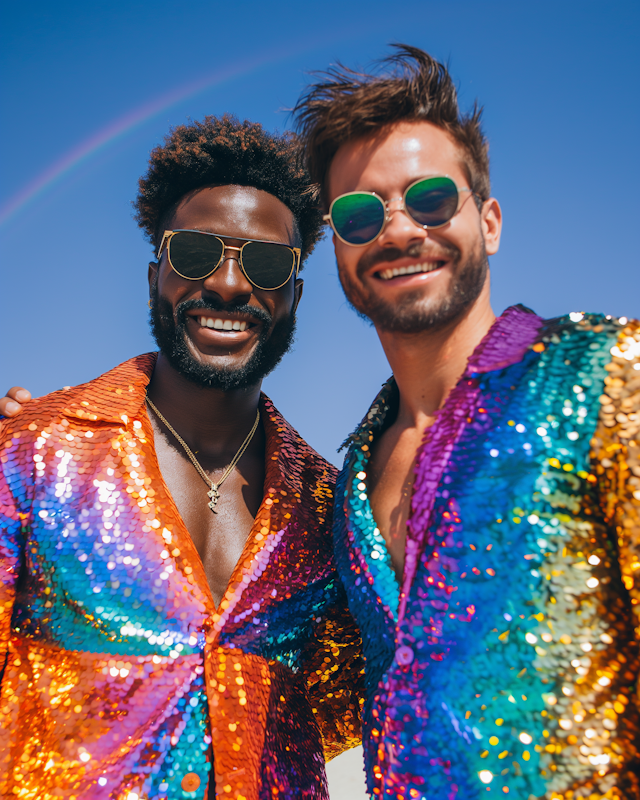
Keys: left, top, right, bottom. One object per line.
{"left": 327, "top": 121, "right": 468, "bottom": 200}
{"left": 168, "top": 185, "right": 297, "bottom": 245}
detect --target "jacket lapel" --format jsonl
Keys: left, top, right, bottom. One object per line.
{"left": 340, "top": 380, "right": 401, "bottom": 622}
{"left": 402, "top": 306, "right": 545, "bottom": 622}
{"left": 204, "top": 395, "right": 304, "bottom": 800}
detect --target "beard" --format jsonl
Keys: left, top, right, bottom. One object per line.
{"left": 338, "top": 237, "right": 489, "bottom": 334}
{"left": 149, "top": 284, "right": 296, "bottom": 391}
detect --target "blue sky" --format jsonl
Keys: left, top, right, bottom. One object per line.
{"left": 1, "top": 0, "right": 638, "bottom": 465}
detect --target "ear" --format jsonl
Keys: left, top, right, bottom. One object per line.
{"left": 293, "top": 278, "right": 304, "bottom": 314}
{"left": 481, "top": 198, "right": 502, "bottom": 256}
{"left": 148, "top": 261, "right": 158, "bottom": 291}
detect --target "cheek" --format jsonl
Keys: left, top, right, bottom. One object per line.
{"left": 258, "top": 285, "right": 294, "bottom": 322}
{"left": 451, "top": 206, "right": 483, "bottom": 248}
{"left": 334, "top": 242, "right": 359, "bottom": 278}
{"left": 157, "top": 266, "right": 193, "bottom": 304}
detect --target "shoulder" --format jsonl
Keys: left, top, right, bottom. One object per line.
{"left": 338, "top": 376, "right": 397, "bottom": 457}
{"left": 538, "top": 312, "right": 629, "bottom": 347}
{"left": 528, "top": 313, "right": 636, "bottom": 378}
{"left": 0, "top": 386, "right": 81, "bottom": 448}
{"left": 260, "top": 394, "right": 337, "bottom": 486}
{"left": 0, "top": 353, "right": 157, "bottom": 447}
{"left": 595, "top": 317, "right": 640, "bottom": 440}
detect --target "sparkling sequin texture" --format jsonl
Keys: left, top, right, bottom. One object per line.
{"left": 334, "top": 307, "right": 640, "bottom": 799}
{"left": 0, "top": 354, "right": 363, "bottom": 799}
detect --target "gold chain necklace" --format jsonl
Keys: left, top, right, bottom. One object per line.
{"left": 145, "top": 394, "right": 260, "bottom": 514}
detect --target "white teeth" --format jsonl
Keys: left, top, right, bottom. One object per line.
{"left": 198, "top": 317, "right": 249, "bottom": 332}
{"left": 379, "top": 262, "right": 443, "bottom": 281}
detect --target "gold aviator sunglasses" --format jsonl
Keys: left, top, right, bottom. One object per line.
{"left": 157, "top": 229, "right": 301, "bottom": 291}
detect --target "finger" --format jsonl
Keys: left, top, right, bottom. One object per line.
{"left": 8, "top": 387, "right": 31, "bottom": 402}
{"left": 0, "top": 399, "right": 22, "bottom": 417}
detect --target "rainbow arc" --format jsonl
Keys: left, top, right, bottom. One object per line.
{"left": 0, "top": 49, "right": 291, "bottom": 227}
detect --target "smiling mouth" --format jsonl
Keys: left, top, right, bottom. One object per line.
{"left": 377, "top": 260, "right": 446, "bottom": 281}
{"left": 197, "top": 316, "right": 250, "bottom": 332}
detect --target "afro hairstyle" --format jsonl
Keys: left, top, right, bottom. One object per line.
{"left": 134, "top": 114, "right": 324, "bottom": 265}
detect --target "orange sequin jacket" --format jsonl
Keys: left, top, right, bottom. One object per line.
{"left": 0, "top": 354, "right": 363, "bottom": 800}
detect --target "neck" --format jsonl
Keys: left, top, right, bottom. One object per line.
{"left": 146, "top": 353, "right": 262, "bottom": 456}
{"left": 375, "top": 282, "right": 495, "bottom": 428}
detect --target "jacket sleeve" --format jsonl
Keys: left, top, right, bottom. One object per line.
{"left": 591, "top": 319, "right": 640, "bottom": 640}
{"left": 300, "top": 578, "right": 364, "bottom": 761}
{"left": 0, "top": 420, "right": 25, "bottom": 683}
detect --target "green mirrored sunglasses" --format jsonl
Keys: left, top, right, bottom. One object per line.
{"left": 324, "top": 175, "right": 477, "bottom": 246}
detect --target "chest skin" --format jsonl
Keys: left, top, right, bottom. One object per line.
{"left": 150, "top": 416, "right": 265, "bottom": 607}
{"left": 368, "top": 421, "right": 432, "bottom": 583}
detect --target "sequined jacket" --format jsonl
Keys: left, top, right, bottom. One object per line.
{"left": 334, "top": 306, "right": 640, "bottom": 800}
{"left": 0, "top": 354, "right": 363, "bottom": 800}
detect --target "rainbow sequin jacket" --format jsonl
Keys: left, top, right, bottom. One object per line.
{"left": 334, "top": 306, "right": 640, "bottom": 800}
{"left": 0, "top": 354, "right": 363, "bottom": 800}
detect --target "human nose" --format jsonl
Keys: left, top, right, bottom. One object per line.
{"left": 201, "top": 246, "right": 253, "bottom": 303}
{"left": 378, "top": 198, "right": 428, "bottom": 249}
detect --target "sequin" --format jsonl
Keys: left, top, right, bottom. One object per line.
{"left": 335, "top": 306, "right": 640, "bottom": 799}
{"left": 0, "top": 353, "right": 363, "bottom": 799}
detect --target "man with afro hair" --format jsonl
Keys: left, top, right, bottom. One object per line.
{"left": 0, "top": 115, "right": 363, "bottom": 799}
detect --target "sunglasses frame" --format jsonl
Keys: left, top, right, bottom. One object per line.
{"left": 157, "top": 229, "right": 302, "bottom": 291}
{"left": 324, "top": 175, "right": 477, "bottom": 247}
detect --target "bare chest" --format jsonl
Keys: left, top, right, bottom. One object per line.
{"left": 368, "top": 424, "right": 429, "bottom": 583}
{"left": 152, "top": 425, "right": 264, "bottom": 607}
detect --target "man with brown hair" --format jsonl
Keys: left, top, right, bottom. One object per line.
{"left": 293, "top": 45, "right": 640, "bottom": 799}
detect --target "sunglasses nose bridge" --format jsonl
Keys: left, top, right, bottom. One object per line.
{"left": 377, "top": 196, "right": 433, "bottom": 246}
{"left": 219, "top": 244, "right": 242, "bottom": 265}
{"left": 384, "top": 197, "right": 405, "bottom": 219}
{"left": 384, "top": 197, "right": 420, "bottom": 232}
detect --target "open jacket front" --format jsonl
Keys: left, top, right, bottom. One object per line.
{"left": 335, "top": 307, "right": 640, "bottom": 800}
{"left": 0, "top": 354, "right": 363, "bottom": 800}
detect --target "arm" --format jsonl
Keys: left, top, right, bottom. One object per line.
{"left": 0, "top": 420, "right": 24, "bottom": 684}
{"left": 301, "top": 580, "right": 364, "bottom": 761}
{"left": 592, "top": 319, "right": 640, "bottom": 636}
{"left": 587, "top": 321, "right": 640, "bottom": 787}
{"left": 0, "top": 388, "right": 31, "bottom": 419}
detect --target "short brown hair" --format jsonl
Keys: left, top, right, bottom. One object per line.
{"left": 293, "top": 44, "right": 490, "bottom": 208}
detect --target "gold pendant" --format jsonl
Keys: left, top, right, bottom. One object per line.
{"left": 207, "top": 485, "right": 220, "bottom": 513}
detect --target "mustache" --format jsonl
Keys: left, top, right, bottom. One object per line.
{"left": 162, "top": 296, "right": 273, "bottom": 327}
{"left": 356, "top": 240, "right": 461, "bottom": 279}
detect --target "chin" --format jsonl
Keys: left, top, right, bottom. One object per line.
{"left": 150, "top": 292, "right": 296, "bottom": 391}
{"left": 342, "top": 248, "right": 488, "bottom": 335}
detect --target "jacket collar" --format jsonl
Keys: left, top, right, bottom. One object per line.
{"left": 60, "top": 352, "right": 157, "bottom": 425}
{"left": 57, "top": 353, "right": 311, "bottom": 622}
{"left": 465, "top": 304, "right": 544, "bottom": 375}
{"left": 342, "top": 304, "right": 545, "bottom": 453}
{"left": 60, "top": 351, "right": 305, "bottom": 494}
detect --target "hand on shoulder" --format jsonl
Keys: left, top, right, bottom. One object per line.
{"left": 0, "top": 387, "right": 31, "bottom": 417}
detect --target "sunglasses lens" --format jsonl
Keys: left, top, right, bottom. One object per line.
{"left": 405, "top": 177, "right": 459, "bottom": 228}
{"left": 168, "top": 231, "right": 224, "bottom": 279}
{"left": 241, "top": 241, "right": 295, "bottom": 289}
{"left": 330, "top": 194, "right": 385, "bottom": 245}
